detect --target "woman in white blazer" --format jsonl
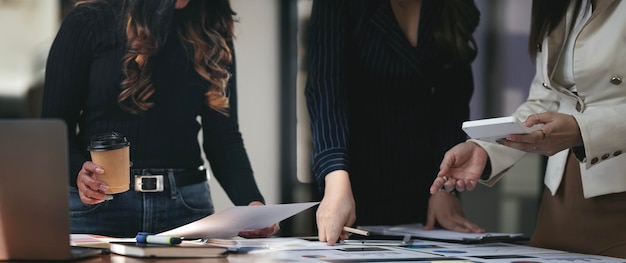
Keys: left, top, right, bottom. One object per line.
{"left": 430, "top": 0, "right": 626, "bottom": 258}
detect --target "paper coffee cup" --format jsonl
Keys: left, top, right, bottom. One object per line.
{"left": 87, "top": 132, "right": 131, "bottom": 194}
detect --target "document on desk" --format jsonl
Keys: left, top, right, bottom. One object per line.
{"left": 158, "top": 202, "right": 319, "bottom": 239}
{"left": 267, "top": 245, "right": 455, "bottom": 262}
{"left": 205, "top": 237, "right": 338, "bottom": 253}
{"left": 402, "top": 241, "right": 564, "bottom": 257}
{"left": 359, "top": 223, "right": 526, "bottom": 243}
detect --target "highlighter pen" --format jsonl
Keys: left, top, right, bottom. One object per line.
{"left": 135, "top": 232, "right": 182, "bottom": 245}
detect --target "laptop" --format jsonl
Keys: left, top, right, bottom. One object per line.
{"left": 0, "top": 119, "right": 102, "bottom": 261}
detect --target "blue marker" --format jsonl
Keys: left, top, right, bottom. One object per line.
{"left": 136, "top": 232, "right": 182, "bottom": 245}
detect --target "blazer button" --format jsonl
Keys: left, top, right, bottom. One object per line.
{"left": 536, "top": 43, "right": 542, "bottom": 52}
{"left": 610, "top": 76, "right": 622, "bottom": 85}
{"left": 615, "top": 150, "right": 623, "bottom": 156}
{"left": 591, "top": 157, "right": 599, "bottom": 164}
{"left": 601, "top": 153, "right": 610, "bottom": 160}
{"left": 542, "top": 83, "right": 551, "bottom": 90}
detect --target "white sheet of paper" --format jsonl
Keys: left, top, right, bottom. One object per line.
{"left": 157, "top": 202, "right": 319, "bottom": 239}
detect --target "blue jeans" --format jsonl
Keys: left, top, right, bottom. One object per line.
{"left": 69, "top": 171, "right": 214, "bottom": 237}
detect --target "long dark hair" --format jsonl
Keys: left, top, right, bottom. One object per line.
{"left": 432, "top": 0, "right": 481, "bottom": 66}
{"left": 528, "top": 0, "right": 582, "bottom": 57}
{"left": 78, "top": 0, "right": 235, "bottom": 114}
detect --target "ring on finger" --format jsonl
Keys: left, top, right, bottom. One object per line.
{"left": 539, "top": 129, "right": 546, "bottom": 141}
{"left": 534, "top": 114, "right": 540, "bottom": 122}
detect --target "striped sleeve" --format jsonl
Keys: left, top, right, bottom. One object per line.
{"left": 304, "top": 0, "right": 350, "bottom": 190}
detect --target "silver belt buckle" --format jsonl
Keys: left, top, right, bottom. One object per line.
{"left": 134, "top": 174, "right": 164, "bottom": 192}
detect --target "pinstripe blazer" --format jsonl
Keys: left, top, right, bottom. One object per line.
{"left": 305, "top": 0, "right": 477, "bottom": 225}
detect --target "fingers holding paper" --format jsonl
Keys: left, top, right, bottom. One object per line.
{"left": 238, "top": 223, "right": 280, "bottom": 238}
{"left": 430, "top": 142, "right": 487, "bottom": 195}
{"left": 238, "top": 201, "right": 281, "bottom": 238}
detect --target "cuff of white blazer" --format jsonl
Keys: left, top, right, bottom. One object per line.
{"left": 468, "top": 139, "right": 526, "bottom": 187}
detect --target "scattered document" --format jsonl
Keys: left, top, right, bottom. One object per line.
{"left": 397, "top": 242, "right": 626, "bottom": 263}
{"left": 498, "top": 252, "right": 626, "bottom": 263}
{"left": 257, "top": 238, "right": 626, "bottom": 263}
{"left": 205, "top": 237, "right": 335, "bottom": 253}
{"left": 73, "top": 230, "right": 626, "bottom": 262}
{"left": 267, "top": 245, "right": 452, "bottom": 262}
{"left": 402, "top": 242, "right": 563, "bottom": 257}
{"left": 158, "top": 202, "right": 319, "bottom": 239}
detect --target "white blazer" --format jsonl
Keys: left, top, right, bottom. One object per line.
{"left": 474, "top": 0, "right": 626, "bottom": 198}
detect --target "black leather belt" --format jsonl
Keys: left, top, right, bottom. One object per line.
{"left": 131, "top": 167, "right": 207, "bottom": 192}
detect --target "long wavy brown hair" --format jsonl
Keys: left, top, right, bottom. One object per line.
{"left": 78, "top": 0, "right": 235, "bottom": 114}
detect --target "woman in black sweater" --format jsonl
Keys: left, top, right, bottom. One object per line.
{"left": 42, "top": 0, "right": 277, "bottom": 238}
{"left": 306, "top": 0, "right": 484, "bottom": 245}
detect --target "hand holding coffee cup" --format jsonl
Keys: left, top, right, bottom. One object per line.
{"left": 87, "top": 132, "right": 131, "bottom": 194}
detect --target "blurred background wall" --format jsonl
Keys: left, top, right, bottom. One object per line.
{"left": 0, "top": 0, "right": 58, "bottom": 117}
{"left": 0, "top": 0, "right": 542, "bottom": 237}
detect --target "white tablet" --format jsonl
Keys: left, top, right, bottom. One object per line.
{"left": 462, "top": 116, "right": 541, "bottom": 143}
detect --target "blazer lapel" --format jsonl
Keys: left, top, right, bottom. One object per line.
{"left": 587, "top": 0, "right": 615, "bottom": 22}
{"left": 547, "top": 0, "right": 616, "bottom": 77}
{"left": 369, "top": 1, "right": 423, "bottom": 75}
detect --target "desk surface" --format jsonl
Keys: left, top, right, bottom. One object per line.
{"left": 5, "top": 238, "right": 624, "bottom": 262}
{"left": 4, "top": 254, "right": 270, "bottom": 263}
{"left": 49, "top": 248, "right": 626, "bottom": 263}
{"left": 79, "top": 254, "right": 269, "bottom": 263}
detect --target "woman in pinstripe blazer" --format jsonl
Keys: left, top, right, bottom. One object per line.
{"left": 305, "top": 0, "right": 483, "bottom": 245}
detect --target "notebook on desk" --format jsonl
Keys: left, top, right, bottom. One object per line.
{"left": 0, "top": 119, "right": 103, "bottom": 261}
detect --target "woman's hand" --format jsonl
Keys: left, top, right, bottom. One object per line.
{"left": 497, "top": 112, "right": 583, "bottom": 156}
{"left": 238, "top": 201, "right": 281, "bottom": 238}
{"left": 424, "top": 191, "right": 484, "bottom": 233}
{"left": 76, "top": 161, "right": 110, "bottom": 204}
{"left": 430, "top": 141, "right": 488, "bottom": 194}
{"left": 316, "top": 170, "right": 356, "bottom": 246}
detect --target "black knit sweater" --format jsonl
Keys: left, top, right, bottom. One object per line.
{"left": 41, "top": 1, "right": 264, "bottom": 205}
